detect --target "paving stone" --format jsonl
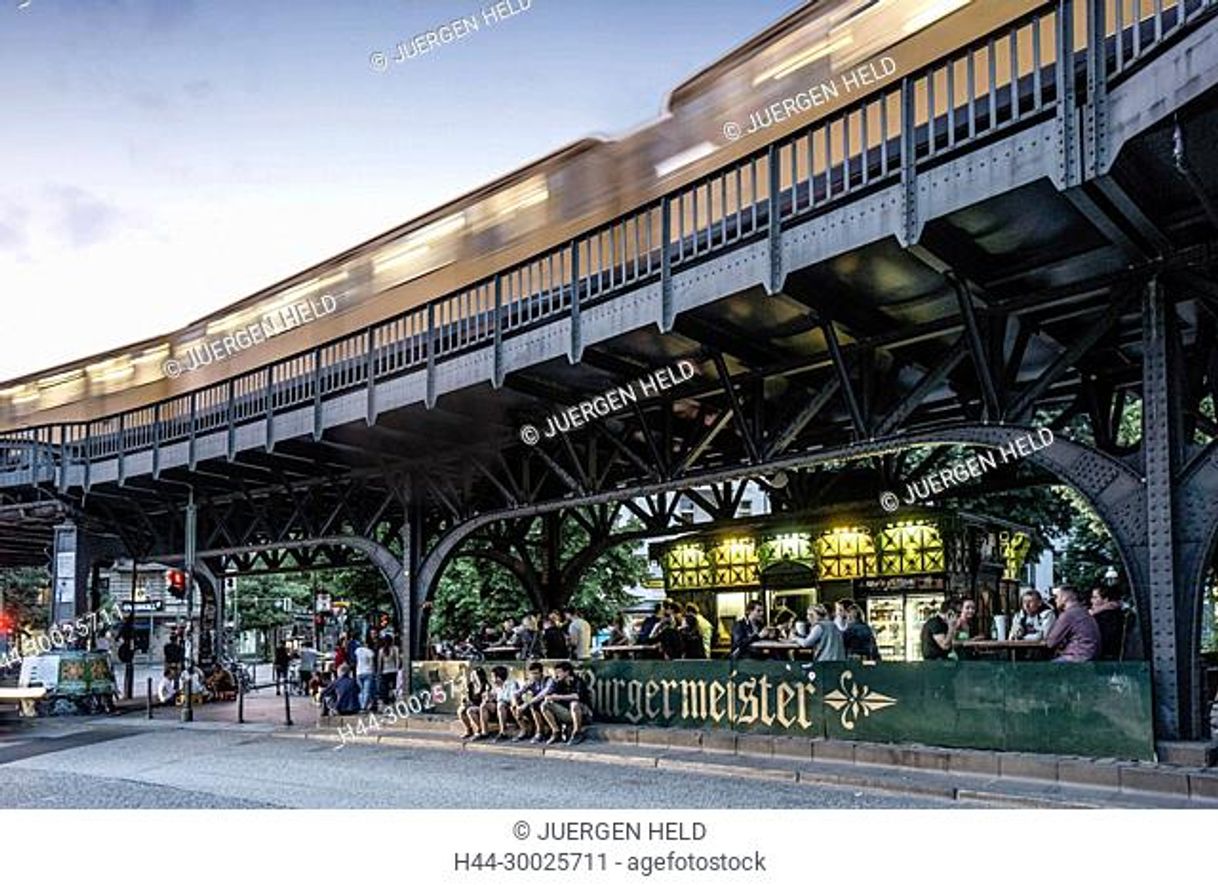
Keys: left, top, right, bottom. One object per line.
{"left": 902, "top": 747, "right": 951, "bottom": 772}
{"left": 736, "top": 734, "right": 774, "bottom": 757}
{"left": 1155, "top": 741, "right": 1218, "bottom": 768}
{"left": 771, "top": 737, "right": 813, "bottom": 761}
{"left": 700, "top": 731, "right": 737, "bottom": 754}
{"left": 998, "top": 753, "right": 1059, "bottom": 782}
{"left": 1058, "top": 758, "right": 1122, "bottom": 789}
{"left": 1119, "top": 764, "right": 1191, "bottom": 796}
{"left": 1188, "top": 772, "right": 1218, "bottom": 802}
{"left": 810, "top": 740, "right": 856, "bottom": 763}
{"left": 663, "top": 729, "right": 703, "bottom": 749}
{"left": 634, "top": 728, "right": 669, "bottom": 748}
{"left": 596, "top": 726, "right": 638, "bottom": 745}
{"left": 854, "top": 743, "right": 904, "bottom": 768}
{"left": 947, "top": 749, "right": 1000, "bottom": 777}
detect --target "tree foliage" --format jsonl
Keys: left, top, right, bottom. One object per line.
{"left": 0, "top": 567, "right": 51, "bottom": 634}
{"left": 428, "top": 523, "right": 648, "bottom": 641}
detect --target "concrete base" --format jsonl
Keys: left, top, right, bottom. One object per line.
{"left": 1156, "top": 741, "right": 1218, "bottom": 768}
{"left": 299, "top": 712, "right": 1218, "bottom": 808}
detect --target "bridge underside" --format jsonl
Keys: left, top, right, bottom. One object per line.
{"left": 3, "top": 7, "right": 1218, "bottom": 740}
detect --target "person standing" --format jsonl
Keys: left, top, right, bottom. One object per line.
{"left": 541, "top": 611, "right": 570, "bottom": 660}
{"left": 1046, "top": 586, "right": 1101, "bottom": 662}
{"left": 514, "top": 615, "right": 540, "bottom": 660}
{"left": 833, "top": 599, "right": 855, "bottom": 632}
{"left": 843, "top": 604, "right": 881, "bottom": 661}
{"left": 273, "top": 640, "right": 290, "bottom": 695}
{"left": 678, "top": 614, "right": 708, "bottom": 659}
{"left": 163, "top": 630, "right": 184, "bottom": 682}
{"left": 354, "top": 638, "right": 377, "bottom": 711}
{"left": 1090, "top": 585, "right": 1136, "bottom": 660}
{"left": 377, "top": 635, "right": 400, "bottom": 703}
{"left": 297, "top": 644, "right": 318, "bottom": 693}
{"left": 796, "top": 605, "right": 846, "bottom": 661}
{"left": 685, "top": 603, "right": 713, "bottom": 656}
{"left": 565, "top": 607, "right": 592, "bottom": 660}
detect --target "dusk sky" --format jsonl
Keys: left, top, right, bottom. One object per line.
{"left": 0, "top": 0, "right": 803, "bottom": 381}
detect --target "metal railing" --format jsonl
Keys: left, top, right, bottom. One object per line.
{"left": 0, "top": 0, "right": 1213, "bottom": 490}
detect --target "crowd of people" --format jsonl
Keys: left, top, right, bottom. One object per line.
{"left": 433, "top": 607, "right": 594, "bottom": 661}
{"left": 728, "top": 598, "right": 880, "bottom": 661}
{"left": 315, "top": 630, "right": 402, "bottom": 715}
{"left": 455, "top": 660, "right": 593, "bottom": 746}
{"left": 921, "top": 583, "right": 1139, "bottom": 662}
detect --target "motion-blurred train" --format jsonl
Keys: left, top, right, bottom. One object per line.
{"left": 0, "top": 0, "right": 1090, "bottom": 431}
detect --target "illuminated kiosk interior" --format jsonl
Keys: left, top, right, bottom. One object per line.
{"left": 650, "top": 508, "right": 1032, "bottom": 660}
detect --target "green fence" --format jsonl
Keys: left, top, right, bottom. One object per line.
{"left": 411, "top": 658, "right": 1154, "bottom": 760}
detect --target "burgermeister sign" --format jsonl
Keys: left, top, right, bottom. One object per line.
{"left": 580, "top": 663, "right": 820, "bottom": 733}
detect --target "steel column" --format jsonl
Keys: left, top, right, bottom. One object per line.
{"left": 1142, "top": 278, "right": 1182, "bottom": 739}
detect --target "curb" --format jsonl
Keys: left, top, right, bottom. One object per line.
{"left": 272, "top": 726, "right": 1185, "bottom": 809}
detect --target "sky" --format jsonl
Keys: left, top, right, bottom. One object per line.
{"left": 0, "top": 0, "right": 804, "bottom": 381}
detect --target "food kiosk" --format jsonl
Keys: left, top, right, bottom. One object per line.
{"left": 650, "top": 507, "right": 1031, "bottom": 660}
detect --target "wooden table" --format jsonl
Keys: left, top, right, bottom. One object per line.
{"left": 599, "top": 644, "right": 657, "bottom": 660}
{"left": 958, "top": 639, "right": 1050, "bottom": 661}
{"left": 747, "top": 640, "right": 811, "bottom": 660}
{"left": 481, "top": 645, "right": 518, "bottom": 660}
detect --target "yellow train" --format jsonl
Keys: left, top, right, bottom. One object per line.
{"left": 0, "top": 0, "right": 1151, "bottom": 433}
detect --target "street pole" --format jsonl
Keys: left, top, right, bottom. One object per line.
{"left": 125, "top": 560, "right": 136, "bottom": 700}
{"left": 182, "top": 491, "right": 197, "bottom": 724}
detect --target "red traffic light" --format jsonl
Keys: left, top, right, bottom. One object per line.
{"left": 0, "top": 610, "right": 13, "bottom": 633}
{"left": 164, "top": 569, "right": 187, "bottom": 598}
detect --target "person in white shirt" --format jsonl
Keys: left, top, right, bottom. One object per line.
{"left": 1010, "top": 589, "right": 1057, "bottom": 641}
{"left": 155, "top": 667, "right": 178, "bottom": 705}
{"left": 354, "top": 640, "right": 377, "bottom": 712}
{"left": 483, "top": 665, "right": 522, "bottom": 741}
{"left": 565, "top": 608, "right": 592, "bottom": 659}
{"left": 180, "top": 664, "right": 207, "bottom": 703}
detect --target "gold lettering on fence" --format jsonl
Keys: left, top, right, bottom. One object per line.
{"left": 776, "top": 682, "right": 796, "bottom": 728}
{"left": 708, "top": 682, "right": 726, "bottom": 722}
{"left": 626, "top": 680, "right": 644, "bottom": 724}
{"left": 736, "top": 679, "right": 759, "bottom": 724}
{"left": 659, "top": 679, "right": 678, "bottom": 718}
{"left": 681, "top": 679, "right": 708, "bottom": 719}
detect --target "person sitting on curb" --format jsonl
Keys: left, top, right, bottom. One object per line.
{"left": 458, "top": 666, "right": 491, "bottom": 740}
{"left": 155, "top": 666, "right": 178, "bottom": 706}
{"left": 205, "top": 663, "right": 236, "bottom": 701}
{"left": 320, "top": 663, "right": 361, "bottom": 716}
{"left": 482, "top": 665, "right": 521, "bottom": 742}
{"left": 511, "top": 661, "right": 554, "bottom": 743}
{"left": 540, "top": 661, "right": 593, "bottom": 746}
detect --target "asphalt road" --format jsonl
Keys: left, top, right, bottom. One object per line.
{"left": 0, "top": 723, "right": 960, "bottom": 809}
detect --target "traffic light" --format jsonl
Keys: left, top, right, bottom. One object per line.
{"left": 0, "top": 609, "right": 13, "bottom": 634}
{"left": 165, "top": 569, "right": 187, "bottom": 599}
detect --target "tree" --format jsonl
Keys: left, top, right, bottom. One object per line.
{"left": 232, "top": 573, "right": 312, "bottom": 642}
{"left": 0, "top": 567, "right": 51, "bottom": 638}
{"left": 428, "top": 522, "right": 648, "bottom": 641}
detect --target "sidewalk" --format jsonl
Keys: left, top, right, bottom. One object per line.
{"left": 114, "top": 685, "right": 309, "bottom": 727}
{"left": 275, "top": 713, "right": 1218, "bottom": 809}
